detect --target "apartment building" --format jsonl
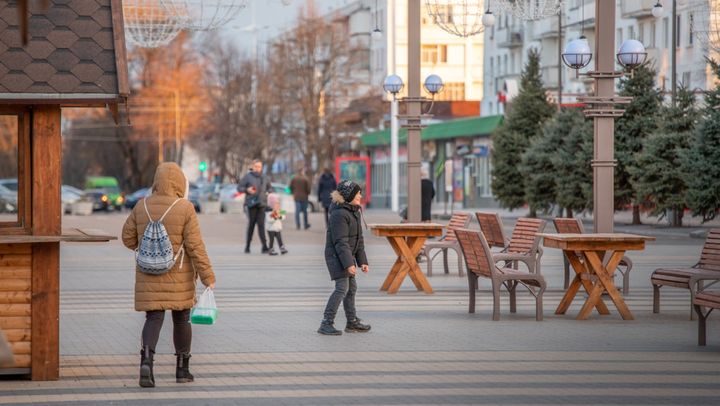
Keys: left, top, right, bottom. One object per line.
{"left": 482, "top": 0, "right": 714, "bottom": 116}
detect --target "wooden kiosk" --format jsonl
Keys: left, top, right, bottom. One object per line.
{"left": 0, "top": 1, "right": 127, "bottom": 380}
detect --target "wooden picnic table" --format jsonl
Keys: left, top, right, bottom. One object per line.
{"left": 539, "top": 233, "right": 655, "bottom": 320}
{"left": 370, "top": 224, "right": 444, "bottom": 294}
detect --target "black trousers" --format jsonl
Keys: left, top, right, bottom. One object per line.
{"left": 323, "top": 206, "right": 330, "bottom": 227}
{"left": 246, "top": 206, "right": 268, "bottom": 250}
{"left": 141, "top": 309, "right": 191, "bottom": 354}
{"left": 268, "top": 231, "right": 284, "bottom": 249}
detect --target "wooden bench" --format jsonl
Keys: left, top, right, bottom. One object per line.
{"left": 493, "top": 218, "right": 546, "bottom": 275}
{"left": 553, "top": 218, "right": 634, "bottom": 294}
{"left": 652, "top": 229, "right": 720, "bottom": 320}
{"left": 455, "top": 229, "right": 546, "bottom": 321}
{"left": 693, "top": 290, "right": 720, "bottom": 346}
{"left": 475, "top": 212, "right": 509, "bottom": 249}
{"left": 420, "top": 212, "right": 471, "bottom": 277}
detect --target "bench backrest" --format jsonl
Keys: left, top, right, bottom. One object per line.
{"left": 475, "top": 212, "right": 508, "bottom": 248}
{"left": 455, "top": 228, "right": 495, "bottom": 278}
{"left": 553, "top": 217, "right": 584, "bottom": 234}
{"left": 443, "top": 212, "right": 471, "bottom": 242}
{"left": 507, "top": 218, "right": 546, "bottom": 255}
{"left": 699, "top": 228, "right": 720, "bottom": 271}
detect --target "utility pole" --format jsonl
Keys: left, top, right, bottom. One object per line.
{"left": 671, "top": 0, "right": 677, "bottom": 107}
{"left": 557, "top": 9, "right": 563, "bottom": 112}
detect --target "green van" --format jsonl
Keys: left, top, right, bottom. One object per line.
{"left": 85, "top": 176, "right": 124, "bottom": 210}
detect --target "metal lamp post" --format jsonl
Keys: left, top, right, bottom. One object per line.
{"left": 561, "top": 1, "right": 647, "bottom": 233}
{"left": 383, "top": 74, "right": 404, "bottom": 213}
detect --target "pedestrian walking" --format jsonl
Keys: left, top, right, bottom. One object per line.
{"left": 290, "top": 169, "right": 312, "bottom": 230}
{"left": 421, "top": 168, "right": 435, "bottom": 222}
{"left": 317, "top": 168, "right": 337, "bottom": 227}
{"left": 266, "top": 193, "right": 288, "bottom": 256}
{"left": 121, "top": 162, "right": 216, "bottom": 388}
{"left": 318, "top": 180, "right": 371, "bottom": 335}
{"left": 238, "top": 159, "right": 272, "bottom": 254}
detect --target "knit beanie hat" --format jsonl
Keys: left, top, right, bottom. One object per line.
{"left": 267, "top": 193, "right": 280, "bottom": 208}
{"left": 337, "top": 179, "right": 361, "bottom": 203}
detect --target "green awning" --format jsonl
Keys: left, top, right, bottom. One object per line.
{"left": 360, "top": 115, "right": 503, "bottom": 147}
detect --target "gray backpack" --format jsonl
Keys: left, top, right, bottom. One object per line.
{"left": 136, "top": 198, "right": 185, "bottom": 275}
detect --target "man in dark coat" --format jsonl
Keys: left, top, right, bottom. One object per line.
{"left": 318, "top": 180, "right": 371, "bottom": 335}
{"left": 421, "top": 168, "right": 435, "bottom": 222}
{"left": 238, "top": 159, "right": 273, "bottom": 254}
{"left": 317, "top": 168, "right": 337, "bottom": 227}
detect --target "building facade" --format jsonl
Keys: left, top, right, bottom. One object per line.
{"left": 482, "top": 0, "right": 715, "bottom": 116}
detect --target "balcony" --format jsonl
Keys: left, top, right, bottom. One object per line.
{"left": 621, "top": 0, "right": 656, "bottom": 19}
{"left": 497, "top": 27, "right": 523, "bottom": 48}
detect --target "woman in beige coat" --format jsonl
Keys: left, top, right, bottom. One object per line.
{"left": 122, "top": 163, "right": 216, "bottom": 388}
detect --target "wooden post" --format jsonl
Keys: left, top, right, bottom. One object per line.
{"left": 30, "top": 105, "right": 61, "bottom": 381}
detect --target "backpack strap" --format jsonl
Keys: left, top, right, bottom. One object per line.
{"left": 159, "top": 198, "right": 182, "bottom": 222}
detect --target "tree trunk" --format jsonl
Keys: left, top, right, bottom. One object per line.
{"left": 632, "top": 204, "right": 642, "bottom": 225}
{"left": 566, "top": 207, "right": 573, "bottom": 218}
{"left": 529, "top": 207, "right": 537, "bottom": 218}
{"left": 670, "top": 208, "right": 683, "bottom": 227}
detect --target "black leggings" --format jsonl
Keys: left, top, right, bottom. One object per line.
{"left": 141, "top": 309, "right": 192, "bottom": 354}
{"left": 268, "top": 231, "right": 284, "bottom": 249}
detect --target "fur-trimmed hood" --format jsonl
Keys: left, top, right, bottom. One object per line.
{"left": 331, "top": 190, "right": 345, "bottom": 204}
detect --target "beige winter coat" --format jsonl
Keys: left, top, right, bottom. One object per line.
{"left": 122, "top": 163, "right": 216, "bottom": 311}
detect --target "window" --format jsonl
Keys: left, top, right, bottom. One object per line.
{"left": 617, "top": 28, "right": 623, "bottom": 49}
{"left": 421, "top": 44, "right": 447, "bottom": 64}
{"left": 682, "top": 71, "right": 691, "bottom": 86}
{"left": 503, "top": 54, "right": 508, "bottom": 74}
{"left": 651, "top": 21, "right": 657, "bottom": 48}
{"left": 435, "top": 82, "right": 465, "bottom": 101}
{"left": 629, "top": 26, "right": 635, "bottom": 40}
{"left": 676, "top": 15, "right": 682, "bottom": 47}
{"left": 639, "top": 23, "right": 644, "bottom": 43}
{"left": 663, "top": 17, "right": 669, "bottom": 48}
{"left": 0, "top": 109, "right": 30, "bottom": 232}
{"left": 689, "top": 13, "right": 694, "bottom": 46}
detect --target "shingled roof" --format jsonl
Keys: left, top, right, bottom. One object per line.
{"left": 0, "top": 0, "right": 128, "bottom": 105}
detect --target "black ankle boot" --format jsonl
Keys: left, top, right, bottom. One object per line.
{"left": 139, "top": 346, "right": 155, "bottom": 388}
{"left": 317, "top": 320, "right": 342, "bottom": 335}
{"left": 345, "top": 318, "right": 371, "bottom": 333}
{"left": 176, "top": 353, "right": 194, "bottom": 383}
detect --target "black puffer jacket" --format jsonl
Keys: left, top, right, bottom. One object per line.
{"left": 324, "top": 191, "right": 368, "bottom": 280}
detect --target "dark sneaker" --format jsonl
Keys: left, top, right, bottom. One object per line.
{"left": 317, "top": 323, "right": 342, "bottom": 335}
{"left": 244, "top": 248, "right": 250, "bottom": 254}
{"left": 261, "top": 247, "right": 269, "bottom": 254}
{"left": 345, "top": 318, "right": 371, "bottom": 333}
{"left": 280, "top": 246, "right": 288, "bottom": 255}
{"left": 304, "top": 224, "right": 311, "bottom": 230}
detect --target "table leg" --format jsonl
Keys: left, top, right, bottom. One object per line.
{"left": 388, "top": 236, "right": 433, "bottom": 294}
{"left": 381, "top": 238, "right": 407, "bottom": 291}
{"left": 555, "top": 251, "right": 610, "bottom": 315}
{"left": 585, "top": 250, "right": 633, "bottom": 320}
{"left": 380, "top": 256, "right": 404, "bottom": 291}
{"left": 403, "top": 237, "right": 425, "bottom": 291}
{"left": 577, "top": 280, "right": 606, "bottom": 320}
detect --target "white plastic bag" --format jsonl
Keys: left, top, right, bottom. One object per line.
{"left": 191, "top": 288, "right": 217, "bottom": 325}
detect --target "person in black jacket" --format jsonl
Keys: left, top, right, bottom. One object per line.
{"left": 421, "top": 168, "right": 435, "bottom": 222}
{"left": 317, "top": 168, "right": 337, "bottom": 227}
{"left": 238, "top": 159, "right": 273, "bottom": 254}
{"left": 318, "top": 180, "right": 371, "bottom": 335}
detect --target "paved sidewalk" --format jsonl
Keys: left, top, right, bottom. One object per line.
{"left": 1, "top": 211, "right": 718, "bottom": 405}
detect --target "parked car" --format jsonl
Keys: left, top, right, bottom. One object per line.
{"left": 85, "top": 189, "right": 115, "bottom": 212}
{"left": 85, "top": 176, "right": 124, "bottom": 210}
{"left": 61, "top": 185, "right": 85, "bottom": 214}
{"left": 219, "top": 183, "right": 244, "bottom": 212}
{"left": 0, "top": 182, "right": 17, "bottom": 212}
{"left": 123, "top": 187, "right": 151, "bottom": 210}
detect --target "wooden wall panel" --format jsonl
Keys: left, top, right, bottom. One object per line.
{"left": 0, "top": 244, "right": 31, "bottom": 372}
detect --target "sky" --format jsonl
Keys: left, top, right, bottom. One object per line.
{"left": 221, "top": 0, "right": 357, "bottom": 58}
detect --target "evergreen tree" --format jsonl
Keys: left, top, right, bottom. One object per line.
{"left": 631, "top": 85, "right": 697, "bottom": 226}
{"left": 615, "top": 63, "right": 662, "bottom": 224}
{"left": 520, "top": 115, "right": 562, "bottom": 216}
{"left": 491, "top": 48, "right": 555, "bottom": 214}
{"left": 552, "top": 108, "right": 594, "bottom": 217}
{"left": 681, "top": 59, "right": 720, "bottom": 222}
